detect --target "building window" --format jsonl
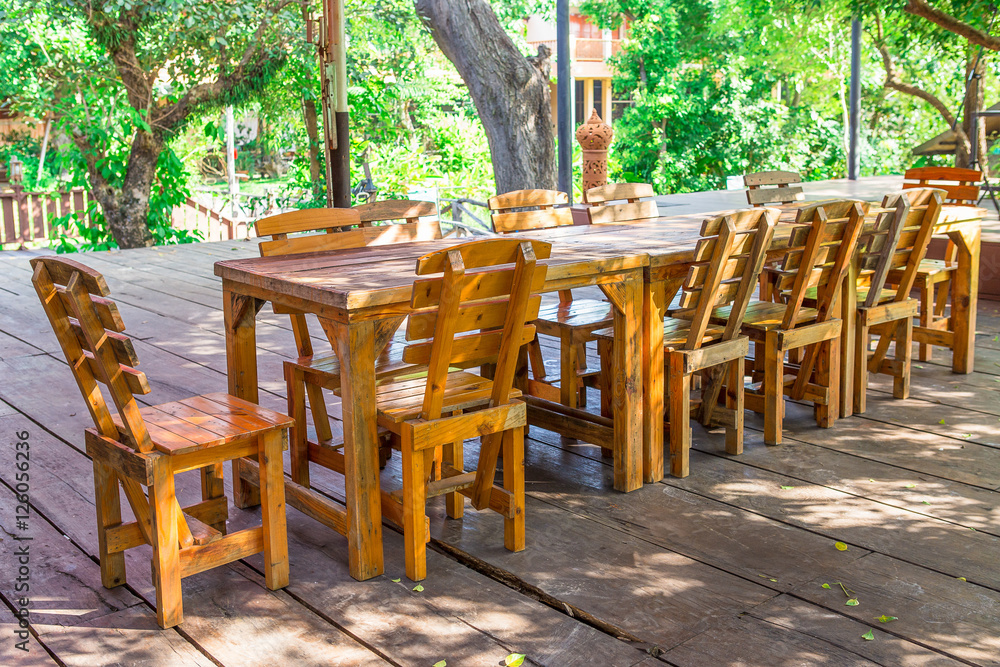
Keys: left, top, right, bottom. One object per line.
{"left": 593, "top": 80, "right": 603, "bottom": 120}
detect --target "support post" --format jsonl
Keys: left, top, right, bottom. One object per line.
{"left": 320, "top": 0, "right": 350, "bottom": 208}
{"left": 225, "top": 106, "right": 239, "bottom": 218}
{"left": 557, "top": 0, "right": 572, "bottom": 202}
{"left": 848, "top": 17, "right": 861, "bottom": 181}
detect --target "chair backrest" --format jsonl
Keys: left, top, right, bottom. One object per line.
{"left": 744, "top": 170, "right": 804, "bottom": 207}
{"left": 858, "top": 188, "right": 945, "bottom": 308}
{"left": 903, "top": 167, "right": 980, "bottom": 205}
{"left": 674, "top": 208, "right": 778, "bottom": 350}
{"left": 488, "top": 189, "right": 573, "bottom": 233}
{"left": 355, "top": 199, "right": 437, "bottom": 227}
{"left": 256, "top": 206, "right": 442, "bottom": 257}
{"left": 404, "top": 238, "right": 551, "bottom": 420}
{"left": 30, "top": 257, "right": 153, "bottom": 453}
{"left": 771, "top": 199, "right": 869, "bottom": 329}
{"left": 584, "top": 182, "right": 659, "bottom": 225}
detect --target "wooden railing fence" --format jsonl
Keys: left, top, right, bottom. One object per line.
{"left": 0, "top": 187, "right": 246, "bottom": 248}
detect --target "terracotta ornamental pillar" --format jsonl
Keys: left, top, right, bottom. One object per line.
{"left": 576, "top": 109, "right": 613, "bottom": 199}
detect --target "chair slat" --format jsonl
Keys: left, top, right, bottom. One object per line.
{"left": 488, "top": 189, "right": 567, "bottom": 211}
{"left": 411, "top": 267, "right": 547, "bottom": 308}
{"left": 355, "top": 199, "right": 436, "bottom": 225}
{"left": 587, "top": 199, "right": 659, "bottom": 225}
{"left": 415, "top": 238, "right": 552, "bottom": 274}
{"left": 407, "top": 294, "right": 542, "bottom": 339}
{"left": 255, "top": 207, "right": 361, "bottom": 236}
{"left": 491, "top": 207, "right": 574, "bottom": 233}
{"left": 584, "top": 182, "right": 654, "bottom": 203}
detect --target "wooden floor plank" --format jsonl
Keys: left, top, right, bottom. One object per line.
{"left": 788, "top": 553, "right": 1000, "bottom": 665}
{"left": 0, "top": 604, "right": 61, "bottom": 667}
{"left": 737, "top": 594, "right": 966, "bottom": 667}
{"left": 0, "top": 471, "right": 218, "bottom": 667}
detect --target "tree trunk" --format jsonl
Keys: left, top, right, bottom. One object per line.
{"left": 303, "top": 97, "right": 323, "bottom": 194}
{"left": 958, "top": 50, "right": 987, "bottom": 175}
{"left": 90, "top": 131, "right": 162, "bottom": 249}
{"left": 414, "top": 0, "right": 556, "bottom": 193}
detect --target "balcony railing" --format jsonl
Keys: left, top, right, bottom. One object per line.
{"left": 527, "top": 38, "right": 622, "bottom": 62}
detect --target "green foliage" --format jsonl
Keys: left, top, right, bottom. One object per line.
{"left": 583, "top": 0, "right": 998, "bottom": 192}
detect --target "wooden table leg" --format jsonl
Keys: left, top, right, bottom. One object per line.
{"left": 949, "top": 225, "right": 980, "bottom": 374}
{"left": 642, "top": 279, "right": 665, "bottom": 483}
{"left": 601, "top": 271, "right": 643, "bottom": 492}
{"left": 223, "top": 283, "right": 262, "bottom": 509}
{"left": 321, "top": 318, "right": 384, "bottom": 581}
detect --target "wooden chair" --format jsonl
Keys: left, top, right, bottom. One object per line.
{"left": 896, "top": 167, "right": 980, "bottom": 361}
{"left": 712, "top": 200, "right": 868, "bottom": 445}
{"left": 489, "top": 189, "right": 610, "bottom": 409}
{"left": 30, "top": 256, "right": 292, "bottom": 629}
{"left": 849, "top": 188, "right": 944, "bottom": 413}
{"left": 744, "top": 171, "right": 804, "bottom": 207}
{"left": 256, "top": 206, "right": 440, "bottom": 494}
{"left": 584, "top": 182, "right": 659, "bottom": 224}
{"left": 596, "top": 208, "right": 778, "bottom": 477}
{"left": 340, "top": 238, "right": 550, "bottom": 581}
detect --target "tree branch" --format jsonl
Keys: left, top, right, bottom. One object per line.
{"left": 905, "top": 0, "right": 1000, "bottom": 51}
{"left": 870, "top": 12, "right": 971, "bottom": 156}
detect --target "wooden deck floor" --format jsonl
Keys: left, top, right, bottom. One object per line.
{"left": 2, "top": 240, "right": 999, "bottom": 666}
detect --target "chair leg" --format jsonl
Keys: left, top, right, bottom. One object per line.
{"left": 919, "top": 282, "right": 932, "bottom": 362}
{"left": 149, "top": 457, "right": 182, "bottom": 629}
{"left": 763, "top": 332, "right": 783, "bottom": 446}
{"left": 445, "top": 419, "right": 465, "bottom": 520}
{"left": 199, "top": 464, "right": 228, "bottom": 534}
{"left": 598, "top": 339, "right": 613, "bottom": 420}
{"left": 667, "top": 354, "right": 691, "bottom": 477}
{"left": 93, "top": 460, "right": 126, "bottom": 588}
{"left": 306, "top": 383, "right": 333, "bottom": 444}
{"left": 526, "top": 336, "right": 546, "bottom": 381}
{"left": 854, "top": 318, "right": 869, "bottom": 415}
{"left": 401, "top": 441, "right": 429, "bottom": 582}
{"left": 502, "top": 427, "right": 526, "bottom": 552}
{"left": 934, "top": 277, "right": 950, "bottom": 319}
{"left": 285, "top": 364, "right": 310, "bottom": 488}
{"left": 816, "top": 337, "right": 839, "bottom": 429}
{"left": 560, "top": 332, "right": 578, "bottom": 409}
{"left": 258, "top": 430, "right": 289, "bottom": 590}
{"left": 894, "top": 316, "right": 913, "bottom": 399}
{"left": 576, "top": 341, "right": 588, "bottom": 404}
{"left": 725, "top": 359, "right": 744, "bottom": 455}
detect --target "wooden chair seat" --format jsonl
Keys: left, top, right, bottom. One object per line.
{"left": 111, "top": 393, "right": 292, "bottom": 456}
{"left": 712, "top": 300, "right": 819, "bottom": 332}
{"left": 336, "top": 371, "right": 523, "bottom": 426}
{"left": 802, "top": 286, "right": 897, "bottom": 307}
{"left": 663, "top": 317, "right": 725, "bottom": 348}
{"left": 534, "top": 298, "right": 614, "bottom": 334}
{"left": 912, "top": 258, "right": 958, "bottom": 277}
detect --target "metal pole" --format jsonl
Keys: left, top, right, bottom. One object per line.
{"left": 225, "top": 106, "right": 239, "bottom": 218}
{"left": 848, "top": 17, "right": 861, "bottom": 180}
{"left": 557, "top": 0, "right": 572, "bottom": 201}
{"left": 330, "top": 0, "right": 350, "bottom": 207}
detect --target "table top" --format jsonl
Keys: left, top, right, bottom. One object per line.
{"left": 215, "top": 203, "right": 984, "bottom": 314}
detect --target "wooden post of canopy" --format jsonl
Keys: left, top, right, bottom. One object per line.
{"left": 318, "top": 0, "right": 350, "bottom": 208}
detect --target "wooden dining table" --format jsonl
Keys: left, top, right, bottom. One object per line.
{"left": 214, "top": 200, "right": 982, "bottom": 582}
